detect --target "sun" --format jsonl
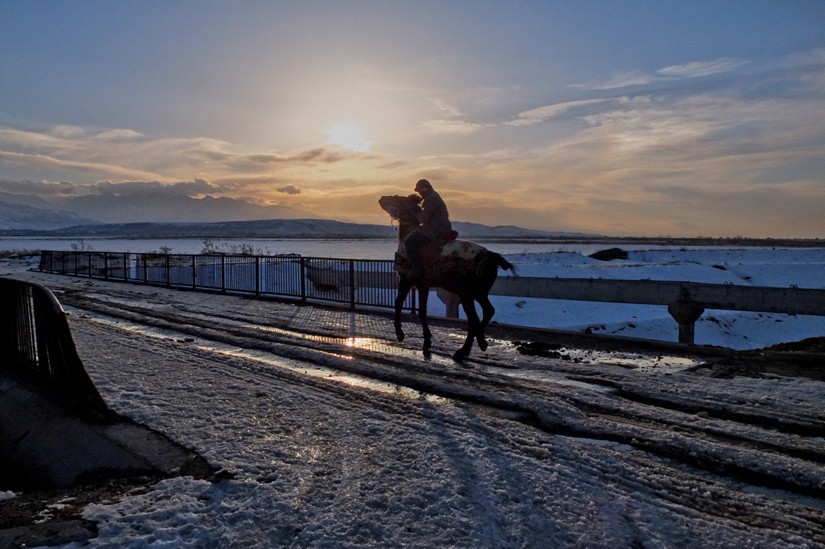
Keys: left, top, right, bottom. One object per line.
{"left": 325, "top": 122, "right": 373, "bottom": 152}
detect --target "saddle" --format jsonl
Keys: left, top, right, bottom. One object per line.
{"left": 395, "top": 229, "right": 458, "bottom": 278}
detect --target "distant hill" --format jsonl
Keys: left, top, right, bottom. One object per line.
{"left": 0, "top": 190, "right": 592, "bottom": 239}
{"left": 0, "top": 198, "right": 98, "bottom": 230}
{"left": 0, "top": 192, "right": 315, "bottom": 230}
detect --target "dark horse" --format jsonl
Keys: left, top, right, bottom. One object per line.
{"left": 379, "top": 194, "right": 516, "bottom": 361}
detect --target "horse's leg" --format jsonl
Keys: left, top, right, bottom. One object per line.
{"left": 418, "top": 285, "right": 432, "bottom": 350}
{"left": 474, "top": 293, "right": 496, "bottom": 352}
{"left": 394, "top": 277, "right": 414, "bottom": 342}
{"left": 453, "top": 295, "right": 480, "bottom": 361}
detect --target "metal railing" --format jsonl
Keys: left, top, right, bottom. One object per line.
{"left": 38, "top": 250, "right": 825, "bottom": 346}
{"left": 39, "top": 250, "right": 413, "bottom": 311}
{"left": 0, "top": 276, "right": 110, "bottom": 418}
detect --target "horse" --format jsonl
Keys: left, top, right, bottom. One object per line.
{"left": 378, "top": 194, "right": 516, "bottom": 361}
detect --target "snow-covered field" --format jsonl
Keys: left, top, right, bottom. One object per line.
{"left": 0, "top": 248, "right": 824, "bottom": 548}
{"left": 488, "top": 247, "right": 825, "bottom": 350}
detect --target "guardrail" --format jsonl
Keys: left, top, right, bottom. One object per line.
{"left": 38, "top": 250, "right": 825, "bottom": 346}
{"left": 491, "top": 277, "right": 825, "bottom": 345}
{"left": 0, "top": 276, "right": 110, "bottom": 418}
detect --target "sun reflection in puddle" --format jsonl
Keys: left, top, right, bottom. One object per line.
{"left": 508, "top": 340, "right": 702, "bottom": 374}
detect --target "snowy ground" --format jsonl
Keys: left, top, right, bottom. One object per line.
{"left": 0, "top": 249, "right": 824, "bottom": 548}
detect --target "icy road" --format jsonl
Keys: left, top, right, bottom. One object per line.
{"left": 7, "top": 268, "right": 825, "bottom": 548}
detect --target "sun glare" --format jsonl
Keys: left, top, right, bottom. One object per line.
{"left": 326, "top": 122, "right": 373, "bottom": 152}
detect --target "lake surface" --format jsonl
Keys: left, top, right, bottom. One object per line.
{"left": 1, "top": 236, "right": 647, "bottom": 259}
{"left": 0, "top": 236, "right": 778, "bottom": 260}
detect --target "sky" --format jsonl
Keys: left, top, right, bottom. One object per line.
{"left": 1, "top": 1, "right": 824, "bottom": 238}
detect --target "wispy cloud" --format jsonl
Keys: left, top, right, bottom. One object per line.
{"left": 429, "top": 98, "right": 463, "bottom": 117}
{"left": 657, "top": 57, "right": 749, "bottom": 78}
{"left": 420, "top": 119, "right": 488, "bottom": 134}
{"left": 571, "top": 71, "right": 653, "bottom": 91}
{"left": 504, "top": 99, "right": 611, "bottom": 127}
{"left": 572, "top": 57, "right": 749, "bottom": 91}
{"left": 0, "top": 150, "right": 159, "bottom": 181}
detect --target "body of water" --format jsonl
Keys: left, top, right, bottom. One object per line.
{"left": 0, "top": 236, "right": 650, "bottom": 260}
{"left": 0, "top": 236, "right": 782, "bottom": 260}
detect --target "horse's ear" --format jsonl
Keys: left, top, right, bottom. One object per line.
{"left": 407, "top": 193, "right": 423, "bottom": 204}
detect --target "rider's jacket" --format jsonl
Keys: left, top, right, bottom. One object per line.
{"left": 418, "top": 189, "right": 452, "bottom": 241}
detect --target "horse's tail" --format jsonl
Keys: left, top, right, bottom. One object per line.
{"left": 496, "top": 254, "right": 517, "bottom": 275}
{"left": 479, "top": 252, "right": 517, "bottom": 277}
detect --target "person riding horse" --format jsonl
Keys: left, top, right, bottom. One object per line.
{"left": 404, "top": 179, "right": 453, "bottom": 279}
{"left": 378, "top": 191, "right": 516, "bottom": 360}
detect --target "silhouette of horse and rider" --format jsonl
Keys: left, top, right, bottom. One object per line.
{"left": 379, "top": 179, "right": 515, "bottom": 361}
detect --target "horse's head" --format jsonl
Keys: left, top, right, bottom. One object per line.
{"left": 378, "top": 194, "right": 422, "bottom": 225}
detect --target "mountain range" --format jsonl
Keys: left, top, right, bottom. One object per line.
{"left": 0, "top": 191, "right": 311, "bottom": 230}
{"left": 0, "top": 192, "right": 582, "bottom": 239}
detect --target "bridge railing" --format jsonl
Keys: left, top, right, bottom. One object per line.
{"left": 38, "top": 250, "right": 825, "bottom": 346}
{"left": 0, "top": 276, "right": 110, "bottom": 418}
{"left": 39, "top": 250, "right": 414, "bottom": 311}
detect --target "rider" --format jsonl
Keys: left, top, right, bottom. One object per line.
{"left": 405, "top": 178, "right": 452, "bottom": 278}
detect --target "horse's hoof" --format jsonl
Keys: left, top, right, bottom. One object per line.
{"left": 396, "top": 331, "right": 405, "bottom": 342}
{"left": 452, "top": 349, "right": 468, "bottom": 362}
{"left": 478, "top": 338, "right": 488, "bottom": 352}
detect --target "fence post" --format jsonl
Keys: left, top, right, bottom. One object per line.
{"left": 349, "top": 260, "right": 356, "bottom": 309}
{"left": 221, "top": 255, "right": 226, "bottom": 293}
{"left": 667, "top": 301, "right": 705, "bottom": 345}
{"left": 256, "top": 256, "right": 261, "bottom": 295}
{"left": 300, "top": 257, "right": 307, "bottom": 302}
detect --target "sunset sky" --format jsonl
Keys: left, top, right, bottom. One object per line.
{"left": 1, "top": 1, "right": 824, "bottom": 237}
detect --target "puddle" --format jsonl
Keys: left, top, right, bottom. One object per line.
{"left": 82, "top": 293, "right": 458, "bottom": 366}
{"left": 202, "top": 345, "right": 452, "bottom": 406}
{"left": 510, "top": 341, "right": 701, "bottom": 374}
{"left": 74, "top": 312, "right": 452, "bottom": 405}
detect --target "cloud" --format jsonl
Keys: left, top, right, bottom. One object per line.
{"left": 420, "top": 119, "right": 488, "bottom": 135}
{"left": 0, "top": 178, "right": 82, "bottom": 197}
{"left": 277, "top": 185, "right": 301, "bottom": 195}
{"left": 90, "top": 179, "right": 220, "bottom": 197}
{"left": 570, "top": 71, "right": 653, "bottom": 91}
{"left": 657, "top": 57, "right": 749, "bottom": 78}
{"left": 244, "top": 148, "right": 349, "bottom": 164}
{"left": 429, "top": 98, "right": 463, "bottom": 117}
{"left": 572, "top": 57, "right": 749, "bottom": 91}
{"left": 0, "top": 150, "right": 160, "bottom": 181}
{"left": 505, "top": 99, "right": 611, "bottom": 127}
